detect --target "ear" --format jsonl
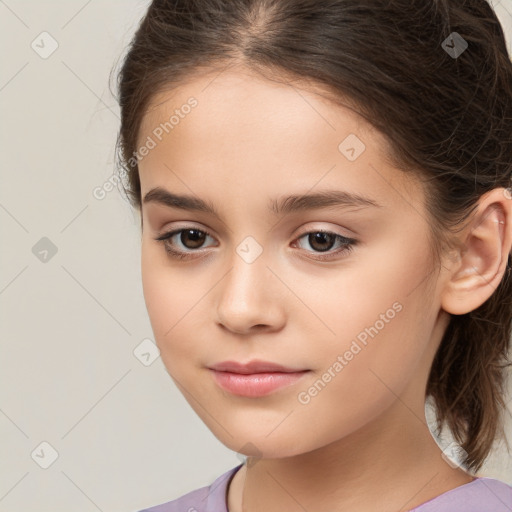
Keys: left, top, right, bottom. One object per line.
{"left": 440, "top": 187, "right": 512, "bottom": 316}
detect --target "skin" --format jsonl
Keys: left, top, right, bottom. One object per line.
{"left": 136, "top": 64, "right": 512, "bottom": 512}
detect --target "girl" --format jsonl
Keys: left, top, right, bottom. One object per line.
{"left": 113, "top": 0, "right": 512, "bottom": 510}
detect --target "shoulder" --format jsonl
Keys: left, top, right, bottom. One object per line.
{"left": 136, "top": 464, "right": 244, "bottom": 512}
{"left": 412, "top": 477, "right": 512, "bottom": 511}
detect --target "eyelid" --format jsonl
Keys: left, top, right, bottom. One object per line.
{"left": 155, "top": 224, "right": 217, "bottom": 246}
{"left": 156, "top": 221, "right": 215, "bottom": 238}
{"left": 293, "top": 222, "right": 355, "bottom": 240}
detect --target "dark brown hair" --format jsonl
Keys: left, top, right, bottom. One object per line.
{"left": 111, "top": 0, "right": 512, "bottom": 472}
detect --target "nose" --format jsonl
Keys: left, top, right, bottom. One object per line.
{"left": 215, "top": 246, "right": 286, "bottom": 335}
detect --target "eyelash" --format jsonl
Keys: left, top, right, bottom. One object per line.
{"left": 154, "top": 226, "right": 357, "bottom": 262}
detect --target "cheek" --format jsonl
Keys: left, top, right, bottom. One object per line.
{"left": 141, "top": 243, "right": 200, "bottom": 370}
{"left": 294, "top": 236, "right": 436, "bottom": 402}
{"left": 293, "top": 233, "right": 433, "bottom": 354}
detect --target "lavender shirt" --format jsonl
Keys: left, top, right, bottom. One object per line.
{"left": 138, "top": 463, "right": 512, "bottom": 512}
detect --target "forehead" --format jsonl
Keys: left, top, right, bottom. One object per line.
{"left": 138, "top": 65, "right": 379, "bottom": 146}
{"left": 136, "top": 66, "right": 423, "bottom": 214}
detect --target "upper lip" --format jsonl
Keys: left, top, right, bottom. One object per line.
{"left": 209, "top": 359, "right": 306, "bottom": 374}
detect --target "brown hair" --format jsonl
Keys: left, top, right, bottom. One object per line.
{"left": 111, "top": 0, "right": 512, "bottom": 472}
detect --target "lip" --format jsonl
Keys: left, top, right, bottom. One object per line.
{"left": 208, "top": 360, "right": 310, "bottom": 397}
{"left": 208, "top": 359, "right": 305, "bottom": 374}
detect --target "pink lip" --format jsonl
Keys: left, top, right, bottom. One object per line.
{"left": 209, "top": 359, "right": 305, "bottom": 374}
{"left": 208, "top": 360, "right": 310, "bottom": 397}
{"left": 210, "top": 370, "right": 309, "bottom": 397}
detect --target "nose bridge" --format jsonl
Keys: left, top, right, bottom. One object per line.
{"left": 215, "top": 232, "right": 283, "bottom": 331}
{"left": 224, "top": 233, "right": 270, "bottom": 301}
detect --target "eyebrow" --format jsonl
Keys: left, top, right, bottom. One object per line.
{"left": 142, "top": 187, "right": 382, "bottom": 219}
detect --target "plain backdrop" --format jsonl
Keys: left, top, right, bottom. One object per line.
{"left": 1, "top": 1, "right": 511, "bottom": 511}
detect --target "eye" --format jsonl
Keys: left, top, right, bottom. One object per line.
{"left": 154, "top": 227, "right": 216, "bottom": 260}
{"left": 293, "top": 230, "right": 357, "bottom": 261}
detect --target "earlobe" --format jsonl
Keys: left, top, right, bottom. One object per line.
{"left": 441, "top": 188, "right": 512, "bottom": 316}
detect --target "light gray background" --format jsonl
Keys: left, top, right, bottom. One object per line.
{"left": 1, "top": 1, "right": 511, "bottom": 511}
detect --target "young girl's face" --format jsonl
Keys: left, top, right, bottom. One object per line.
{"left": 137, "top": 65, "right": 452, "bottom": 458}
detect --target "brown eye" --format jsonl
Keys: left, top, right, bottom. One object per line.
{"left": 306, "top": 232, "right": 337, "bottom": 252}
{"left": 294, "top": 230, "right": 357, "bottom": 261}
{"left": 155, "top": 227, "right": 216, "bottom": 259}
{"left": 178, "top": 229, "right": 207, "bottom": 249}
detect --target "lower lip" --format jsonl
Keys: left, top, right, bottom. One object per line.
{"left": 209, "top": 369, "right": 309, "bottom": 397}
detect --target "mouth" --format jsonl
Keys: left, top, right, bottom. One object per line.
{"left": 209, "top": 370, "right": 310, "bottom": 397}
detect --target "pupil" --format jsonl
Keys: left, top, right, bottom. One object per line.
{"left": 182, "top": 229, "right": 205, "bottom": 249}
{"left": 310, "top": 232, "right": 334, "bottom": 252}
